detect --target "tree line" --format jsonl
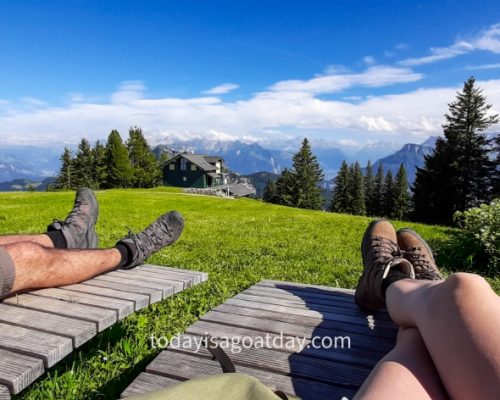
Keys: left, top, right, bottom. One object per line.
{"left": 331, "top": 161, "right": 410, "bottom": 219}
{"left": 54, "top": 127, "right": 162, "bottom": 190}
{"left": 263, "top": 77, "right": 499, "bottom": 226}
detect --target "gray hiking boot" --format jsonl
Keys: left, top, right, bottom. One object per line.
{"left": 117, "top": 211, "right": 184, "bottom": 269}
{"left": 397, "top": 228, "right": 443, "bottom": 280}
{"left": 355, "top": 220, "right": 415, "bottom": 311}
{"left": 47, "top": 188, "right": 99, "bottom": 248}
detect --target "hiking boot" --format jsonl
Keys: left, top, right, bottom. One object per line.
{"left": 47, "top": 188, "right": 99, "bottom": 248}
{"left": 355, "top": 220, "right": 415, "bottom": 311}
{"left": 397, "top": 228, "right": 443, "bottom": 280}
{"left": 117, "top": 211, "right": 184, "bottom": 269}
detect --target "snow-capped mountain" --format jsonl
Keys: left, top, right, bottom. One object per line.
{"left": 0, "top": 146, "right": 63, "bottom": 182}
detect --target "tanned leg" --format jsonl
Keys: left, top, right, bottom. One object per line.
{"left": 355, "top": 327, "right": 448, "bottom": 400}
{"left": 4, "top": 242, "right": 121, "bottom": 293}
{"left": 385, "top": 274, "right": 500, "bottom": 400}
{"left": 0, "top": 234, "right": 54, "bottom": 247}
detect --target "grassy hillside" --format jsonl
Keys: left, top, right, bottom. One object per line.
{"left": 0, "top": 188, "right": 494, "bottom": 399}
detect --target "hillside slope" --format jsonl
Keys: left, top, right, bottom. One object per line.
{"left": 0, "top": 188, "right": 493, "bottom": 399}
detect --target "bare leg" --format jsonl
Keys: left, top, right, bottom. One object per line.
{"left": 4, "top": 242, "right": 121, "bottom": 293}
{"left": 385, "top": 273, "right": 500, "bottom": 400}
{"left": 355, "top": 327, "right": 448, "bottom": 399}
{"left": 0, "top": 234, "right": 53, "bottom": 247}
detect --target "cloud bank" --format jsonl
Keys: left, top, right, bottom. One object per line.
{"left": 1, "top": 66, "right": 499, "bottom": 147}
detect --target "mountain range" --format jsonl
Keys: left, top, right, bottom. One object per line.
{"left": 0, "top": 134, "right": 446, "bottom": 191}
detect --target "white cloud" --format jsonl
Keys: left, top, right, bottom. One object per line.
{"left": 400, "top": 41, "right": 473, "bottom": 66}
{"left": 269, "top": 65, "right": 422, "bottom": 94}
{"left": 203, "top": 83, "right": 239, "bottom": 95}
{"left": 363, "top": 56, "right": 376, "bottom": 65}
{"left": 465, "top": 63, "right": 500, "bottom": 71}
{"left": 110, "top": 81, "right": 145, "bottom": 104}
{"left": 1, "top": 77, "right": 499, "bottom": 147}
{"left": 21, "top": 97, "right": 48, "bottom": 107}
{"left": 399, "top": 23, "right": 500, "bottom": 66}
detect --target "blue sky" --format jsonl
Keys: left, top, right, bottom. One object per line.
{"left": 0, "top": 0, "right": 499, "bottom": 147}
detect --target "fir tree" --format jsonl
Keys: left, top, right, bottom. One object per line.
{"left": 54, "top": 147, "right": 75, "bottom": 189}
{"left": 73, "top": 138, "right": 95, "bottom": 188}
{"left": 372, "top": 163, "right": 385, "bottom": 216}
{"left": 413, "top": 77, "right": 499, "bottom": 225}
{"left": 274, "top": 168, "right": 296, "bottom": 207}
{"left": 351, "top": 162, "right": 366, "bottom": 215}
{"left": 364, "top": 160, "right": 375, "bottom": 216}
{"left": 330, "top": 160, "right": 351, "bottom": 213}
{"left": 263, "top": 179, "right": 278, "bottom": 203}
{"left": 92, "top": 140, "right": 108, "bottom": 188}
{"left": 393, "top": 164, "right": 410, "bottom": 220}
{"left": 383, "top": 170, "right": 395, "bottom": 218}
{"left": 105, "top": 130, "right": 133, "bottom": 188}
{"left": 493, "top": 134, "right": 500, "bottom": 197}
{"left": 288, "top": 138, "right": 324, "bottom": 210}
{"left": 127, "top": 127, "right": 162, "bottom": 188}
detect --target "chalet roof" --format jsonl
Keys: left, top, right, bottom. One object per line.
{"left": 163, "top": 153, "right": 224, "bottom": 172}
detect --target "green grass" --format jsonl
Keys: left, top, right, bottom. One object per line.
{"left": 0, "top": 188, "right": 497, "bottom": 399}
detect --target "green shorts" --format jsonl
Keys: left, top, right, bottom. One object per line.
{"left": 0, "top": 246, "right": 15, "bottom": 298}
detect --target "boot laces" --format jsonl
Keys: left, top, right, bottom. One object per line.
{"left": 402, "top": 247, "right": 440, "bottom": 279}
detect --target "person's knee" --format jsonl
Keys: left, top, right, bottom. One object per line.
{"left": 444, "top": 272, "right": 491, "bottom": 306}
{"left": 4, "top": 241, "right": 48, "bottom": 262}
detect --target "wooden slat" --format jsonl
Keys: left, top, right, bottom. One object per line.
{"left": 186, "top": 320, "right": 385, "bottom": 368}
{"left": 30, "top": 288, "right": 134, "bottom": 320}
{"left": 140, "top": 265, "right": 208, "bottom": 284}
{"left": 213, "top": 303, "right": 397, "bottom": 339}
{"left": 109, "top": 271, "right": 182, "bottom": 293}
{"left": 247, "top": 285, "right": 357, "bottom": 305}
{"left": 0, "top": 304, "right": 95, "bottom": 347}
{"left": 84, "top": 277, "right": 163, "bottom": 303}
{"left": 3, "top": 294, "right": 116, "bottom": 332}
{"left": 0, "top": 322, "right": 72, "bottom": 368}
{"left": 119, "top": 267, "right": 196, "bottom": 289}
{"left": 120, "top": 373, "right": 181, "bottom": 398}
{"left": 170, "top": 334, "right": 371, "bottom": 388}
{"left": 235, "top": 292, "right": 392, "bottom": 321}
{"left": 62, "top": 283, "right": 149, "bottom": 311}
{"left": 260, "top": 279, "right": 356, "bottom": 295}
{"left": 256, "top": 281, "right": 356, "bottom": 302}
{"left": 0, "top": 349, "right": 44, "bottom": 394}
{"left": 225, "top": 297, "right": 396, "bottom": 330}
{"left": 147, "top": 350, "right": 356, "bottom": 399}
{"left": 0, "top": 385, "right": 10, "bottom": 400}
{"left": 200, "top": 310, "right": 394, "bottom": 353}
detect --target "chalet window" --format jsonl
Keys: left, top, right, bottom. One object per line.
{"left": 190, "top": 164, "right": 197, "bottom": 171}
{"left": 180, "top": 158, "right": 187, "bottom": 171}
{"left": 169, "top": 164, "right": 175, "bottom": 170}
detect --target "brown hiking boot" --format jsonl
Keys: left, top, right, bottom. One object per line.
{"left": 355, "top": 220, "right": 415, "bottom": 311}
{"left": 397, "top": 228, "right": 443, "bottom": 280}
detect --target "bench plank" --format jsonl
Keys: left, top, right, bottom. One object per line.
{"left": 0, "top": 385, "right": 10, "bottom": 400}
{"left": 3, "top": 294, "right": 116, "bottom": 332}
{"left": 0, "top": 322, "right": 72, "bottom": 368}
{"left": 109, "top": 271, "right": 182, "bottom": 293}
{"left": 0, "top": 304, "right": 95, "bottom": 348}
{"left": 62, "top": 283, "right": 149, "bottom": 311}
{"left": 84, "top": 277, "right": 163, "bottom": 303}
{"left": 147, "top": 350, "right": 356, "bottom": 399}
{"left": 121, "top": 373, "right": 181, "bottom": 398}
{"left": 140, "top": 265, "right": 208, "bottom": 284}
{"left": 31, "top": 288, "right": 135, "bottom": 320}
{"left": 0, "top": 349, "right": 44, "bottom": 395}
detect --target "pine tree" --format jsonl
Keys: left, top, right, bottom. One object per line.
{"left": 288, "top": 138, "right": 324, "bottom": 210}
{"left": 493, "top": 134, "right": 500, "bottom": 197}
{"left": 263, "top": 179, "right": 278, "bottom": 203}
{"left": 73, "top": 138, "right": 95, "bottom": 188}
{"left": 54, "top": 148, "right": 75, "bottom": 189}
{"left": 274, "top": 168, "right": 296, "bottom": 207}
{"left": 105, "top": 130, "right": 133, "bottom": 188}
{"left": 383, "top": 170, "right": 395, "bottom": 218}
{"left": 127, "top": 127, "right": 162, "bottom": 188}
{"left": 330, "top": 161, "right": 351, "bottom": 213}
{"left": 92, "top": 140, "right": 108, "bottom": 188}
{"left": 351, "top": 162, "right": 366, "bottom": 215}
{"left": 372, "top": 163, "right": 385, "bottom": 216}
{"left": 413, "top": 77, "right": 499, "bottom": 225}
{"left": 393, "top": 164, "right": 410, "bottom": 220}
{"left": 364, "top": 160, "right": 375, "bottom": 216}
